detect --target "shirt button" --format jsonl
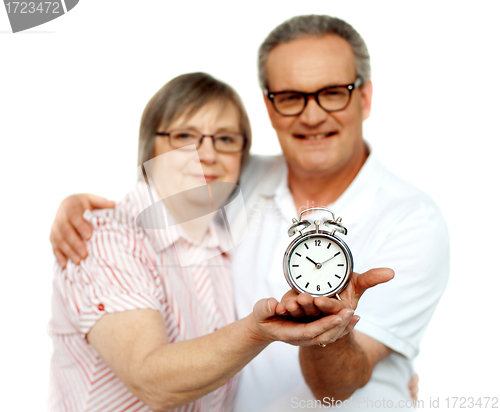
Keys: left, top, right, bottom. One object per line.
{"left": 97, "top": 303, "right": 105, "bottom": 311}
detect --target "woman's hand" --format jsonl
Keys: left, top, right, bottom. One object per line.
{"left": 251, "top": 296, "right": 357, "bottom": 347}
{"left": 50, "top": 194, "right": 114, "bottom": 267}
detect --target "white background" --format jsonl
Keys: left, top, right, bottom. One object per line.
{"left": 1, "top": 1, "right": 499, "bottom": 410}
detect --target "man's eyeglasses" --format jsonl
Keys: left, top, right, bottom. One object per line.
{"left": 266, "top": 78, "right": 363, "bottom": 116}
{"left": 155, "top": 129, "right": 247, "bottom": 153}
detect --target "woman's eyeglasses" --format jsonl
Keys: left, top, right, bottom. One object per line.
{"left": 156, "top": 129, "right": 247, "bottom": 153}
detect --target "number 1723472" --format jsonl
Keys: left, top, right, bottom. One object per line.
{"left": 445, "top": 397, "right": 498, "bottom": 409}
{"left": 5, "top": 2, "right": 61, "bottom": 14}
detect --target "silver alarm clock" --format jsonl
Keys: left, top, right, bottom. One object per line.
{"left": 283, "top": 207, "right": 353, "bottom": 298}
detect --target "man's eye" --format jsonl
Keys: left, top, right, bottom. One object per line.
{"left": 322, "top": 88, "right": 348, "bottom": 98}
{"left": 277, "top": 94, "right": 302, "bottom": 103}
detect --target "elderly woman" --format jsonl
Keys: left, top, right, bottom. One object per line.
{"left": 48, "top": 72, "right": 355, "bottom": 412}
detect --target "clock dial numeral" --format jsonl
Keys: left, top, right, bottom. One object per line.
{"left": 305, "top": 282, "right": 310, "bottom": 288}
{"left": 317, "top": 285, "right": 320, "bottom": 291}
{"left": 295, "top": 252, "right": 302, "bottom": 257}
{"left": 296, "top": 275, "right": 302, "bottom": 279}
{"left": 292, "top": 264, "right": 299, "bottom": 267}
{"left": 315, "top": 239, "right": 321, "bottom": 247}
{"left": 335, "top": 275, "right": 341, "bottom": 279}
{"left": 338, "top": 264, "right": 344, "bottom": 266}
{"left": 304, "top": 243, "right": 309, "bottom": 250}
{"left": 327, "top": 243, "right": 331, "bottom": 249}
{"left": 328, "top": 282, "right": 332, "bottom": 288}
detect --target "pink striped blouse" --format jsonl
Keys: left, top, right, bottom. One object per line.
{"left": 48, "top": 182, "right": 238, "bottom": 412}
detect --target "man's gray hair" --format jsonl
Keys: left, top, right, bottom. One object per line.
{"left": 258, "top": 15, "right": 371, "bottom": 90}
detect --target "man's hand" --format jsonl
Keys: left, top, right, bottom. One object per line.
{"left": 276, "top": 268, "right": 394, "bottom": 401}
{"left": 50, "top": 194, "right": 115, "bottom": 267}
{"left": 276, "top": 268, "right": 395, "bottom": 319}
{"left": 409, "top": 373, "right": 419, "bottom": 401}
{"left": 251, "top": 297, "right": 358, "bottom": 347}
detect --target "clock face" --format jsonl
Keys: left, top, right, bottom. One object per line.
{"left": 285, "top": 233, "right": 352, "bottom": 297}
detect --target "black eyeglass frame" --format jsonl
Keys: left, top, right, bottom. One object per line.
{"left": 266, "top": 77, "right": 363, "bottom": 117}
{"left": 155, "top": 130, "right": 248, "bottom": 154}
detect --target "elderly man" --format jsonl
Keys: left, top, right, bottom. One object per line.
{"left": 51, "top": 15, "right": 448, "bottom": 411}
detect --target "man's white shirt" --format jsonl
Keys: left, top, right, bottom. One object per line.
{"left": 230, "top": 150, "right": 450, "bottom": 411}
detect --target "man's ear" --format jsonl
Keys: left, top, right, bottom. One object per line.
{"left": 360, "top": 80, "right": 373, "bottom": 121}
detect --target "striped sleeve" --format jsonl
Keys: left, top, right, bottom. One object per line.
{"left": 56, "top": 205, "right": 163, "bottom": 336}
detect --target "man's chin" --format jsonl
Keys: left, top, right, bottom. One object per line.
{"left": 290, "top": 156, "right": 342, "bottom": 176}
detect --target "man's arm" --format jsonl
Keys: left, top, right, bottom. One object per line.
{"left": 50, "top": 194, "right": 114, "bottom": 267}
{"left": 280, "top": 198, "right": 449, "bottom": 401}
{"left": 303, "top": 333, "right": 416, "bottom": 401}
{"left": 299, "top": 330, "right": 392, "bottom": 401}
{"left": 87, "top": 297, "right": 356, "bottom": 411}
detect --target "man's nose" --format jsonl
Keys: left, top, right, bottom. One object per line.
{"left": 197, "top": 136, "right": 217, "bottom": 163}
{"left": 299, "top": 96, "right": 328, "bottom": 127}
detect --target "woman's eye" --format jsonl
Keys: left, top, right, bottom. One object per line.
{"left": 174, "top": 132, "right": 196, "bottom": 140}
{"left": 218, "top": 136, "right": 235, "bottom": 143}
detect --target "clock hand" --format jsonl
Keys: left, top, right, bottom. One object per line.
{"left": 320, "top": 256, "right": 335, "bottom": 265}
{"left": 306, "top": 256, "right": 319, "bottom": 266}
{"left": 320, "top": 252, "right": 341, "bottom": 266}
{"left": 306, "top": 256, "right": 322, "bottom": 269}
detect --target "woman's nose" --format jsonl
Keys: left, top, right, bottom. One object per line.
{"left": 197, "top": 136, "right": 218, "bottom": 163}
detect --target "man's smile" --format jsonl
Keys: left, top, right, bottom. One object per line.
{"left": 293, "top": 131, "right": 338, "bottom": 140}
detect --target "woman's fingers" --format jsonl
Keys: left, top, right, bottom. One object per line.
{"left": 254, "top": 298, "right": 354, "bottom": 346}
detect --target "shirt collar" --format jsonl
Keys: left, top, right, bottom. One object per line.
{"left": 259, "top": 148, "right": 385, "bottom": 227}
{"left": 328, "top": 150, "right": 384, "bottom": 226}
